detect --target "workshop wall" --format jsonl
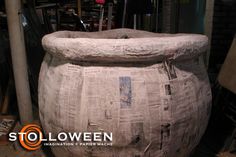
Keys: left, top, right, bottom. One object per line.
{"left": 209, "top": 0, "right": 236, "bottom": 71}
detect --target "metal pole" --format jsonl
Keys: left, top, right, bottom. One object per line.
{"left": 155, "top": 0, "right": 159, "bottom": 32}
{"left": 5, "top": 0, "right": 33, "bottom": 125}
{"left": 122, "top": 0, "right": 127, "bottom": 28}
{"left": 107, "top": 3, "right": 113, "bottom": 30}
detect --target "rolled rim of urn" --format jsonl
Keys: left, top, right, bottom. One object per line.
{"left": 42, "top": 28, "right": 208, "bottom": 63}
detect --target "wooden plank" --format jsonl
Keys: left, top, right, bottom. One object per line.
{"left": 77, "top": 0, "right": 82, "bottom": 17}
{"left": 218, "top": 35, "right": 236, "bottom": 94}
{"left": 204, "top": 0, "right": 215, "bottom": 67}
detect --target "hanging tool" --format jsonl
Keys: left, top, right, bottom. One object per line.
{"left": 96, "top": 0, "right": 105, "bottom": 31}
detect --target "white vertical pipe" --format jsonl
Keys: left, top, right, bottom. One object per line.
{"left": 99, "top": 5, "right": 104, "bottom": 31}
{"left": 5, "top": 0, "right": 33, "bottom": 124}
{"left": 133, "top": 14, "right": 137, "bottom": 29}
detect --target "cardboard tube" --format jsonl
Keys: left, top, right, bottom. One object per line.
{"left": 5, "top": 0, "right": 33, "bottom": 124}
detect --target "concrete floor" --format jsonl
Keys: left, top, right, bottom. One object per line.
{"left": 0, "top": 145, "right": 46, "bottom": 157}
{"left": 218, "top": 152, "right": 236, "bottom": 157}
{"left": 0, "top": 144, "right": 235, "bottom": 157}
{"left": 0, "top": 116, "right": 235, "bottom": 157}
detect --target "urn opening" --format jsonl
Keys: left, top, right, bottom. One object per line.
{"left": 42, "top": 28, "right": 208, "bottom": 63}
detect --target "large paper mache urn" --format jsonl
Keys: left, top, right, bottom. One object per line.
{"left": 39, "top": 29, "right": 212, "bottom": 157}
